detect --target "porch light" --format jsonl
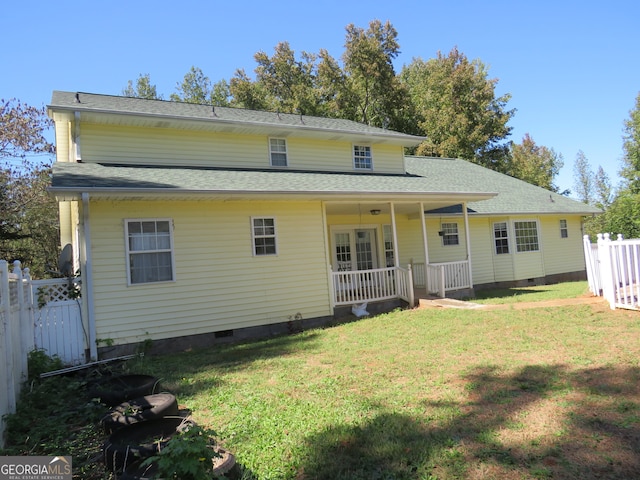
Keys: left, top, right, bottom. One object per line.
{"left": 370, "top": 209, "right": 381, "bottom": 215}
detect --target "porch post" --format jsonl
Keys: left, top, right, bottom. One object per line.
{"left": 463, "top": 202, "right": 473, "bottom": 288}
{"left": 420, "top": 202, "right": 429, "bottom": 294}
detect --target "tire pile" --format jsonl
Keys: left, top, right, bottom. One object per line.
{"left": 89, "top": 374, "right": 234, "bottom": 479}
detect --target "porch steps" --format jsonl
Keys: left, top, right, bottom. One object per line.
{"left": 418, "top": 297, "right": 487, "bottom": 310}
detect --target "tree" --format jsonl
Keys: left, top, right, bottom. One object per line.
{"left": 170, "top": 66, "right": 213, "bottom": 104}
{"left": 620, "top": 91, "right": 640, "bottom": 194}
{"left": 340, "top": 20, "right": 408, "bottom": 130}
{"left": 0, "top": 99, "right": 58, "bottom": 277}
{"left": 229, "top": 69, "right": 271, "bottom": 110}
{"left": 401, "top": 47, "right": 515, "bottom": 169}
{"left": 253, "top": 42, "right": 322, "bottom": 115}
{"left": 572, "top": 150, "right": 594, "bottom": 204}
{"left": 594, "top": 166, "right": 613, "bottom": 209}
{"left": 507, "top": 134, "right": 563, "bottom": 191}
{"left": 122, "top": 74, "right": 161, "bottom": 99}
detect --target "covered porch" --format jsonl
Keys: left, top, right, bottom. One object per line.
{"left": 324, "top": 199, "right": 478, "bottom": 309}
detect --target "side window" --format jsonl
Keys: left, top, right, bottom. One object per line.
{"left": 269, "top": 138, "right": 288, "bottom": 167}
{"left": 125, "top": 219, "right": 174, "bottom": 285}
{"left": 382, "top": 225, "right": 395, "bottom": 267}
{"left": 441, "top": 222, "right": 459, "bottom": 246}
{"left": 353, "top": 145, "right": 372, "bottom": 170}
{"left": 514, "top": 220, "right": 539, "bottom": 252}
{"left": 493, "top": 222, "right": 510, "bottom": 254}
{"left": 560, "top": 219, "right": 568, "bottom": 238}
{"left": 252, "top": 217, "right": 277, "bottom": 256}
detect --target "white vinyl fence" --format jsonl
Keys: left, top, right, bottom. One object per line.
{"left": 583, "top": 234, "right": 640, "bottom": 311}
{"left": 0, "top": 261, "right": 32, "bottom": 448}
{"left": 0, "top": 260, "right": 84, "bottom": 447}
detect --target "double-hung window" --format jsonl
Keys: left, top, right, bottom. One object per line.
{"left": 493, "top": 222, "right": 510, "bottom": 254}
{"left": 353, "top": 145, "right": 372, "bottom": 170}
{"left": 560, "top": 219, "right": 568, "bottom": 238}
{"left": 125, "top": 219, "right": 174, "bottom": 285}
{"left": 252, "top": 217, "right": 277, "bottom": 256}
{"left": 514, "top": 221, "right": 539, "bottom": 252}
{"left": 269, "top": 138, "right": 288, "bottom": 167}
{"left": 441, "top": 222, "right": 459, "bottom": 246}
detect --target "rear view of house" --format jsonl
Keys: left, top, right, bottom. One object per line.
{"left": 47, "top": 91, "right": 599, "bottom": 360}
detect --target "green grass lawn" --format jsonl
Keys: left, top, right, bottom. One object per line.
{"left": 467, "top": 280, "right": 591, "bottom": 304}
{"left": 4, "top": 282, "right": 638, "bottom": 479}
{"left": 132, "top": 285, "right": 640, "bottom": 479}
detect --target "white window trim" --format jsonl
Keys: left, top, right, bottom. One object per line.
{"left": 353, "top": 144, "right": 373, "bottom": 170}
{"left": 440, "top": 222, "right": 459, "bottom": 246}
{"left": 251, "top": 216, "right": 278, "bottom": 256}
{"left": 124, "top": 218, "right": 176, "bottom": 286}
{"left": 513, "top": 219, "right": 540, "bottom": 253}
{"left": 493, "top": 221, "right": 510, "bottom": 255}
{"left": 560, "top": 219, "right": 568, "bottom": 238}
{"left": 269, "top": 137, "right": 288, "bottom": 167}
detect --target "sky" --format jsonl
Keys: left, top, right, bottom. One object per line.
{"left": 3, "top": 0, "right": 638, "bottom": 196}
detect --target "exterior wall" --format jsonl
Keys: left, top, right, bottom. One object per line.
{"left": 540, "top": 216, "right": 586, "bottom": 275}
{"left": 79, "top": 124, "right": 405, "bottom": 174}
{"left": 402, "top": 214, "right": 588, "bottom": 287}
{"left": 87, "top": 199, "right": 331, "bottom": 346}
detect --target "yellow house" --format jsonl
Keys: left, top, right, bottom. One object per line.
{"left": 47, "top": 91, "right": 600, "bottom": 360}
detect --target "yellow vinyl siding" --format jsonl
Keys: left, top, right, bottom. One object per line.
{"left": 79, "top": 124, "right": 405, "bottom": 173}
{"left": 88, "top": 199, "right": 330, "bottom": 345}
{"left": 540, "top": 216, "right": 586, "bottom": 275}
{"left": 467, "top": 218, "right": 495, "bottom": 285}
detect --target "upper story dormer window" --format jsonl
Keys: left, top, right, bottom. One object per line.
{"left": 269, "top": 138, "right": 288, "bottom": 167}
{"left": 353, "top": 145, "right": 372, "bottom": 170}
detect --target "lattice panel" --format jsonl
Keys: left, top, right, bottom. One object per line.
{"left": 36, "top": 281, "right": 80, "bottom": 304}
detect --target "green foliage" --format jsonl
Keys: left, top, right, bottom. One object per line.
{"left": 1, "top": 375, "right": 104, "bottom": 460}
{"left": 142, "top": 423, "right": 221, "bottom": 479}
{"left": 508, "top": 133, "right": 563, "bottom": 191}
{"left": 621, "top": 91, "right": 640, "bottom": 194}
{"left": 401, "top": 47, "right": 514, "bottom": 167}
{"left": 27, "top": 348, "right": 64, "bottom": 379}
{"left": 170, "top": 66, "right": 214, "bottom": 104}
{"left": 601, "top": 191, "right": 640, "bottom": 238}
{"left": 1, "top": 98, "right": 58, "bottom": 277}
{"left": 122, "top": 73, "right": 162, "bottom": 100}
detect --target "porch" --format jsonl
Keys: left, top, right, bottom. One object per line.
{"left": 330, "top": 260, "right": 472, "bottom": 308}
{"left": 325, "top": 199, "right": 477, "bottom": 309}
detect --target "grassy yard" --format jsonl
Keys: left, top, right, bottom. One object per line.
{"left": 128, "top": 282, "right": 640, "bottom": 479}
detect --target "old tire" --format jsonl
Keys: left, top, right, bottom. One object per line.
{"left": 100, "top": 393, "right": 178, "bottom": 434}
{"left": 89, "top": 374, "right": 160, "bottom": 406}
{"left": 102, "top": 416, "right": 189, "bottom": 472}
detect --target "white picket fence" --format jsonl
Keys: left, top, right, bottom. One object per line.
{"left": 0, "top": 260, "right": 84, "bottom": 447}
{"left": 583, "top": 234, "right": 640, "bottom": 310}
{"left": 0, "top": 261, "right": 32, "bottom": 447}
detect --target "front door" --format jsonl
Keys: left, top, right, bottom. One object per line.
{"left": 334, "top": 228, "right": 378, "bottom": 271}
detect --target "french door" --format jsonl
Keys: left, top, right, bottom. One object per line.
{"left": 334, "top": 228, "right": 378, "bottom": 271}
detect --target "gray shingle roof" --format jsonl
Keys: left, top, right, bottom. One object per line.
{"left": 50, "top": 157, "right": 601, "bottom": 216}
{"left": 405, "top": 156, "right": 601, "bottom": 215}
{"left": 48, "top": 91, "right": 424, "bottom": 144}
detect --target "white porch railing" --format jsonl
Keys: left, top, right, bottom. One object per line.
{"left": 584, "top": 234, "right": 640, "bottom": 310}
{"left": 331, "top": 265, "right": 414, "bottom": 307}
{"left": 412, "top": 261, "right": 471, "bottom": 297}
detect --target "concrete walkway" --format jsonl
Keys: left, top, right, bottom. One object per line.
{"left": 418, "top": 295, "right": 607, "bottom": 310}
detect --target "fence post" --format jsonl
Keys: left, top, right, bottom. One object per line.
{"left": 1, "top": 261, "right": 17, "bottom": 417}
{"left": 407, "top": 264, "right": 415, "bottom": 307}
{"left": 597, "top": 233, "right": 616, "bottom": 310}
{"left": 12, "top": 261, "right": 30, "bottom": 384}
